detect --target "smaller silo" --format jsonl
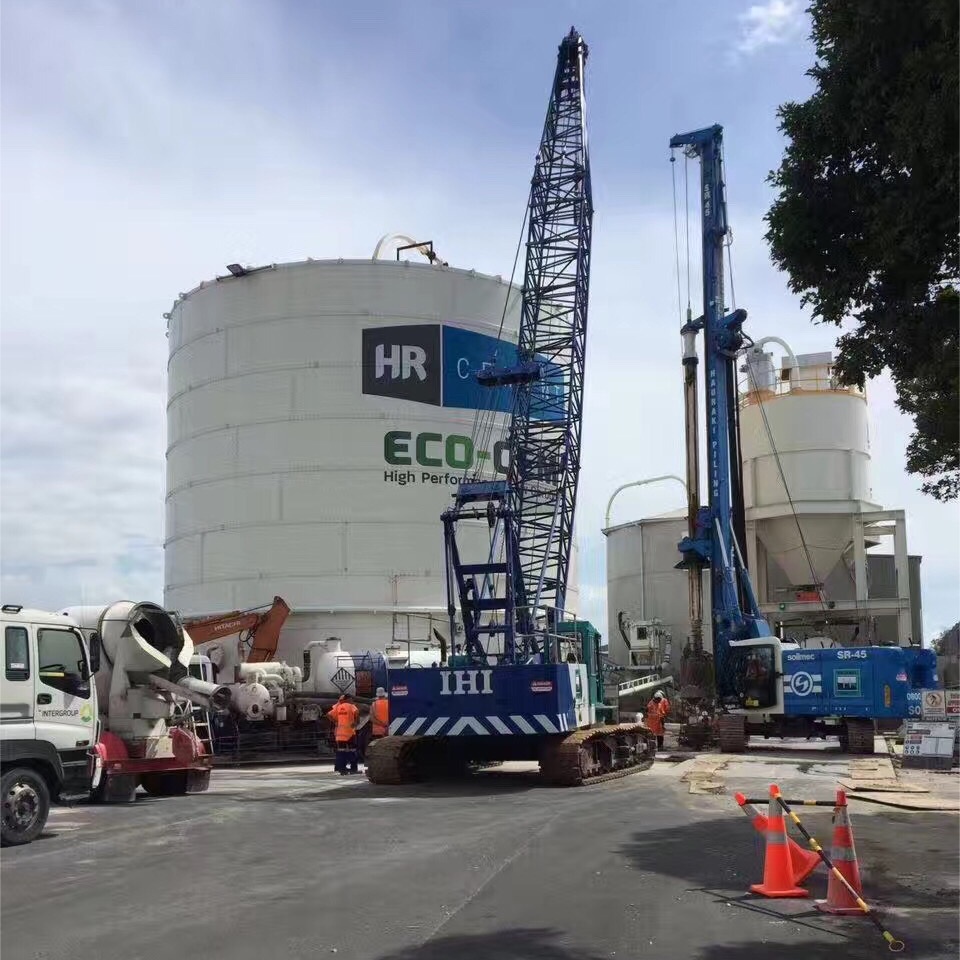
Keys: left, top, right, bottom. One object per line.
{"left": 739, "top": 349, "right": 879, "bottom": 588}
{"left": 604, "top": 510, "right": 710, "bottom": 665}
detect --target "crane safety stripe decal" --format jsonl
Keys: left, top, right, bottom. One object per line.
{"left": 486, "top": 716, "right": 513, "bottom": 735}
{"left": 534, "top": 714, "right": 559, "bottom": 733}
{"left": 385, "top": 715, "right": 570, "bottom": 736}
{"left": 448, "top": 717, "right": 489, "bottom": 735}
{"left": 510, "top": 715, "right": 537, "bottom": 734}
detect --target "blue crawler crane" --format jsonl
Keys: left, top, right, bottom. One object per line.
{"left": 366, "top": 29, "right": 657, "bottom": 786}
{"left": 669, "top": 124, "right": 936, "bottom": 753}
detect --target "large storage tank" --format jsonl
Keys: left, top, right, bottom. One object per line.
{"left": 164, "top": 254, "right": 577, "bottom": 661}
{"left": 739, "top": 349, "right": 879, "bottom": 587}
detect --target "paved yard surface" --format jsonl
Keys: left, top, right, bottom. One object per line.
{"left": 2, "top": 748, "right": 957, "bottom": 960}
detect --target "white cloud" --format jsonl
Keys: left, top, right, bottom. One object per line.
{"left": 735, "top": 0, "right": 806, "bottom": 56}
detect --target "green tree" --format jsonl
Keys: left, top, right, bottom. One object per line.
{"left": 766, "top": 0, "right": 959, "bottom": 499}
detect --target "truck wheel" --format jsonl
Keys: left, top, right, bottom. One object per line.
{"left": 1, "top": 767, "right": 51, "bottom": 847}
{"left": 140, "top": 772, "right": 188, "bottom": 797}
{"left": 717, "top": 714, "right": 748, "bottom": 753}
{"left": 843, "top": 719, "right": 875, "bottom": 755}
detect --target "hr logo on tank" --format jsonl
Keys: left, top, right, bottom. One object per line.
{"left": 362, "top": 325, "right": 442, "bottom": 405}
{"left": 362, "top": 323, "right": 560, "bottom": 416}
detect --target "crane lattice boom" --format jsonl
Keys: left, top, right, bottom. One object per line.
{"left": 444, "top": 28, "right": 593, "bottom": 665}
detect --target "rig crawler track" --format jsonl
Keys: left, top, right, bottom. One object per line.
{"left": 540, "top": 723, "right": 657, "bottom": 786}
{"left": 366, "top": 723, "right": 657, "bottom": 787}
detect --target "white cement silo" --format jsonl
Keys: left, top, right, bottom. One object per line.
{"left": 164, "top": 256, "right": 549, "bottom": 661}
{"left": 739, "top": 349, "right": 879, "bottom": 587}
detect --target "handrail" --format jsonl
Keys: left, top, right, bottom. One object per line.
{"left": 617, "top": 672, "right": 673, "bottom": 697}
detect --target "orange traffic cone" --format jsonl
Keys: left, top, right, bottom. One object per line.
{"left": 734, "top": 791, "right": 820, "bottom": 885}
{"left": 749, "top": 785, "right": 809, "bottom": 898}
{"left": 815, "top": 789, "right": 864, "bottom": 915}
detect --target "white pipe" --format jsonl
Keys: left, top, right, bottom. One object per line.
{"left": 751, "top": 336, "right": 797, "bottom": 369}
{"left": 372, "top": 233, "right": 421, "bottom": 260}
{"left": 604, "top": 475, "right": 688, "bottom": 529}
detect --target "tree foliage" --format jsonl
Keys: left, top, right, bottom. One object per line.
{"left": 766, "top": 0, "right": 959, "bottom": 499}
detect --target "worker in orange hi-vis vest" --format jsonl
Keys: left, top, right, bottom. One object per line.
{"left": 645, "top": 689, "right": 671, "bottom": 752}
{"left": 327, "top": 694, "right": 360, "bottom": 775}
{"left": 371, "top": 687, "right": 390, "bottom": 739}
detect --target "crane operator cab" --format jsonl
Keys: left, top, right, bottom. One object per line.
{"left": 726, "top": 637, "right": 785, "bottom": 714}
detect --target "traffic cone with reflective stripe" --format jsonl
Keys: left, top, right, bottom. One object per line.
{"left": 749, "top": 784, "right": 809, "bottom": 898}
{"left": 815, "top": 789, "right": 864, "bottom": 915}
{"left": 734, "top": 791, "right": 820, "bottom": 885}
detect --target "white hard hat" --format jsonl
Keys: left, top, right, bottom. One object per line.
{"left": 654, "top": 690, "right": 665, "bottom": 700}
{"left": 376, "top": 687, "right": 387, "bottom": 697}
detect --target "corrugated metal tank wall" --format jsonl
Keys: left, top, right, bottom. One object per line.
{"left": 164, "top": 258, "right": 584, "bottom": 658}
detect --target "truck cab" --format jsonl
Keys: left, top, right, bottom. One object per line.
{"left": 1, "top": 605, "right": 99, "bottom": 846}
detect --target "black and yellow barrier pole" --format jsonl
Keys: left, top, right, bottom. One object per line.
{"left": 772, "top": 786, "right": 905, "bottom": 953}
{"left": 742, "top": 797, "right": 834, "bottom": 807}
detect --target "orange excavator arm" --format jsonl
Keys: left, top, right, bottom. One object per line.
{"left": 246, "top": 597, "right": 291, "bottom": 662}
{"left": 184, "top": 597, "right": 291, "bottom": 663}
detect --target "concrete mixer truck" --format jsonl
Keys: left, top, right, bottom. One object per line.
{"left": 2, "top": 601, "right": 229, "bottom": 845}
{"left": 62, "top": 601, "right": 231, "bottom": 803}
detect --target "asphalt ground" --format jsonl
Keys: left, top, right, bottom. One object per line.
{"left": 1, "top": 758, "right": 957, "bottom": 960}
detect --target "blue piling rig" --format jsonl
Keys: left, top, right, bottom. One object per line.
{"left": 670, "top": 124, "right": 769, "bottom": 706}
{"left": 366, "top": 30, "right": 656, "bottom": 785}
{"left": 670, "top": 125, "right": 936, "bottom": 753}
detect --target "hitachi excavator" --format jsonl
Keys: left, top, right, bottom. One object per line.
{"left": 184, "top": 596, "right": 291, "bottom": 665}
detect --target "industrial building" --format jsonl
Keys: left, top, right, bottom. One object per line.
{"left": 604, "top": 347, "right": 922, "bottom": 665}
{"left": 164, "top": 242, "right": 577, "bottom": 662}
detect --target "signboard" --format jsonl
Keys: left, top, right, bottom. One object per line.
{"left": 920, "top": 689, "right": 947, "bottom": 720}
{"left": 947, "top": 690, "right": 960, "bottom": 717}
{"left": 903, "top": 721, "right": 955, "bottom": 758}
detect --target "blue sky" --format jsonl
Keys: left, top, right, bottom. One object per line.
{"left": 2, "top": 0, "right": 957, "bottom": 640}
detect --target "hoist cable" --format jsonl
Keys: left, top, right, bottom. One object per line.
{"left": 720, "top": 150, "right": 737, "bottom": 311}
{"left": 461, "top": 199, "right": 531, "bottom": 483}
{"left": 684, "top": 152, "right": 692, "bottom": 314}
{"left": 670, "top": 150, "right": 684, "bottom": 325}
{"left": 743, "top": 360, "right": 827, "bottom": 613}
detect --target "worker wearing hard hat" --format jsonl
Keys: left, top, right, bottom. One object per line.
{"left": 327, "top": 694, "right": 360, "bottom": 775}
{"left": 645, "top": 690, "right": 670, "bottom": 752}
{"left": 371, "top": 687, "right": 390, "bottom": 740}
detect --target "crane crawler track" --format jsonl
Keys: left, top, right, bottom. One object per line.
{"left": 539, "top": 723, "right": 657, "bottom": 786}
{"left": 365, "top": 724, "right": 656, "bottom": 787}
{"left": 364, "top": 736, "right": 423, "bottom": 784}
